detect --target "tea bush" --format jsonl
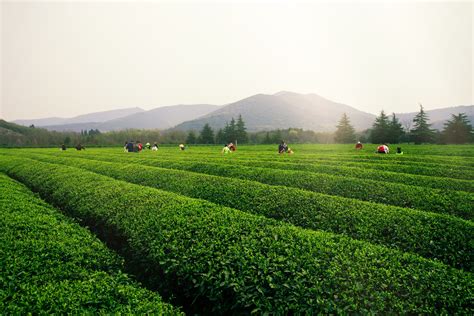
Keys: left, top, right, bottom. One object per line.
{"left": 64, "top": 153, "right": 473, "bottom": 220}
{"left": 24, "top": 153, "right": 474, "bottom": 271}
{"left": 0, "top": 173, "right": 180, "bottom": 314}
{"left": 0, "top": 157, "right": 472, "bottom": 314}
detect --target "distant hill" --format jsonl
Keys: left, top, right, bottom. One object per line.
{"left": 174, "top": 91, "right": 376, "bottom": 132}
{"left": 96, "top": 104, "right": 220, "bottom": 132}
{"left": 395, "top": 105, "right": 474, "bottom": 130}
{"left": 0, "top": 119, "right": 58, "bottom": 146}
{"left": 12, "top": 93, "right": 473, "bottom": 133}
{"left": 40, "top": 122, "right": 103, "bottom": 133}
{"left": 14, "top": 107, "right": 145, "bottom": 127}
{"left": 20, "top": 104, "right": 220, "bottom": 132}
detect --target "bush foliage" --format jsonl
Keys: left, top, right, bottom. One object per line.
{"left": 0, "top": 157, "right": 472, "bottom": 314}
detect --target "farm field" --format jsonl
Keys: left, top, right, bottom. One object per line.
{"left": 0, "top": 144, "right": 473, "bottom": 314}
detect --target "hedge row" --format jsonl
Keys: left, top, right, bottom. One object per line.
{"left": 191, "top": 158, "right": 474, "bottom": 192}
{"left": 295, "top": 159, "right": 473, "bottom": 180}
{"left": 11, "top": 148, "right": 474, "bottom": 179}
{"left": 124, "top": 150, "right": 474, "bottom": 173}
{"left": 81, "top": 153, "right": 472, "bottom": 192}
{"left": 0, "top": 156, "right": 472, "bottom": 314}
{"left": 257, "top": 154, "right": 474, "bottom": 169}
{"left": 0, "top": 173, "right": 180, "bottom": 314}
{"left": 59, "top": 153, "right": 474, "bottom": 220}
{"left": 152, "top": 151, "right": 474, "bottom": 168}
{"left": 236, "top": 157, "right": 473, "bottom": 180}
{"left": 26, "top": 154, "right": 474, "bottom": 271}
{"left": 84, "top": 150, "right": 474, "bottom": 180}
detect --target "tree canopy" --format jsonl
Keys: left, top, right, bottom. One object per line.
{"left": 334, "top": 113, "right": 356, "bottom": 143}
{"left": 370, "top": 111, "right": 391, "bottom": 144}
{"left": 410, "top": 104, "right": 435, "bottom": 144}
{"left": 441, "top": 113, "right": 473, "bottom": 144}
{"left": 198, "top": 123, "right": 215, "bottom": 144}
{"left": 388, "top": 113, "right": 405, "bottom": 143}
{"left": 186, "top": 130, "right": 197, "bottom": 144}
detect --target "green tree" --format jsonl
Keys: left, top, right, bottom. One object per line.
{"left": 235, "top": 114, "right": 248, "bottom": 144}
{"left": 63, "top": 136, "right": 71, "bottom": 145}
{"left": 388, "top": 113, "right": 405, "bottom": 143}
{"left": 441, "top": 113, "right": 473, "bottom": 144}
{"left": 215, "top": 129, "right": 226, "bottom": 144}
{"left": 370, "top": 110, "right": 391, "bottom": 144}
{"left": 198, "top": 123, "right": 215, "bottom": 144}
{"left": 224, "top": 118, "right": 237, "bottom": 142}
{"left": 334, "top": 113, "right": 356, "bottom": 143}
{"left": 271, "top": 129, "right": 283, "bottom": 144}
{"left": 186, "top": 130, "right": 197, "bottom": 144}
{"left": 263, "top": 132, "right": 271, "bottom": 144}
{"left": 410, "top": 104, "right": 435, "bottom": 144}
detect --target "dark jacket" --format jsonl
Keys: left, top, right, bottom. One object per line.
{"left": 278, "top": 144, "right": 288, "bottom": 153}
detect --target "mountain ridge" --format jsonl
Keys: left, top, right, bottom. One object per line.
{"left": 173, "top": 91, "right": 376, "bottom": 132}
{"left": 11, "top": 92, "right": 473, "bottom": 132}
{"left": 14, "top": 107, "right": 145, "bottom": 127}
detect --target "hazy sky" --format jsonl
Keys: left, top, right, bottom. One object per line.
{"left": 1, "top": 0, "right": 473, "bottom": 120}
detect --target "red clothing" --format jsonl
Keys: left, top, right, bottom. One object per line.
{"left": 355, "top": 143, "right": 363, "bottom": 149}
{"left": 377, "top": 145, "right": 389, "bottom": 154}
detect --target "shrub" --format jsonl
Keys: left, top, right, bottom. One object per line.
{"left": 0, "top": 173, "right": 180, "bottom": 314}
{"left": 0, "top": 156, "right": 472, "bottom": 314}
{"left": 24, "top": 153, "right": 474, "bottom": 271}
{"left": 60, "top": 153, "right": 473, "bottom": 220}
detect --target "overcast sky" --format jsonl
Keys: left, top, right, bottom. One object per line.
{"left": 1, "top": 0, "right": 473, "bottom": 121}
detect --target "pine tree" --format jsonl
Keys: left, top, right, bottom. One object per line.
{"left": 410, "top": 104, "right": 435, "bottom": 144}
{"left": 263, "top": 132, "right": 271, "bottom": 144}
{"left": 271, "top": 130, "right": 283, "bottom": 144}
{"left": 441, "top": 113, "right": 473, "bottom": 144}
{"left": 215, "top": 129, "right": 226, "bottom": 144}
{"left": 198, "top": 124, "right": 215, "bottom": 144}
{"left": 223, "top": 123, "right": 230, "bottom": 142}
{"left": 186, "top": 130, "right": 197, "bottom": 144}
{"left": 388, "top": 113, "right": 405, "bottom": 143}
{"left": 63, "top": 136, "right": 71, "bottom": 145}
{"left": 235, "top": 114, "right": 248, "bottom": 144}
{"left": 370, "top": 110, "right": 391, "bottom": 144}
{"left": 334, "top": 113, "right": 356, "bottom": 143}
{"left": 224, "top": 118, "right": 237, "bottom": 142}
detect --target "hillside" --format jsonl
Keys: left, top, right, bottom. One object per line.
{"left": 14, "top": 107, "right": 145, "bottom": 127}
{"left": 22, "top": 104, "right": 220, "bottom": 132}
{"left": 174, "top": 91, "right": 376, "bottom": 132}
{"left": 0, "top": 119, "right": 58, "bottom": 146}
{"left": 96, "top": 104, "right": 220, "bottom": 131}
{"left": 175, "top": 93, "right": 474, "bottom": 132}
{"left": 11, "top": 93, "right": 473, "bottom": 133}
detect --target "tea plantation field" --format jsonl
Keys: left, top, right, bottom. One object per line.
{"left": 1, "top": 144, "right": 473, "bottom": 314}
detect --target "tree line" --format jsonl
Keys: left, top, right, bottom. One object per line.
{"left": 186, "top": 115, "right": 339, "bottom": 145}
{"left": 334, "top": 105, "right": 473, "bottom": 144}
{"left": 186, "top": 115, "right": 248, "bottom": 145}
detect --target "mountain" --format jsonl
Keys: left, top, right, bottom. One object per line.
{"left": 40, "top": 122, "right": 102, "bottom": 133}
{"left": 19, "top": 104, "right": 220, "bottom": 132}
{"left": 0, "top": 119, "right": 57, "bottom": 146}
{"left": 12, "top": 117, "right": 68, "bottom": 127}
{"left": 96, "top": 104, "right": 220, "bottom": 131}
{"left": 395, "top": 105, "right": 474, "bottom": 130}
{"left": 12, "top": 94, "right": 472, "bottom": 133}
{"left": 174, "top": 91, "right": 376, "bottom": 132}
{"left": 14, "top": 107, "right": 145, "bottom": 127}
